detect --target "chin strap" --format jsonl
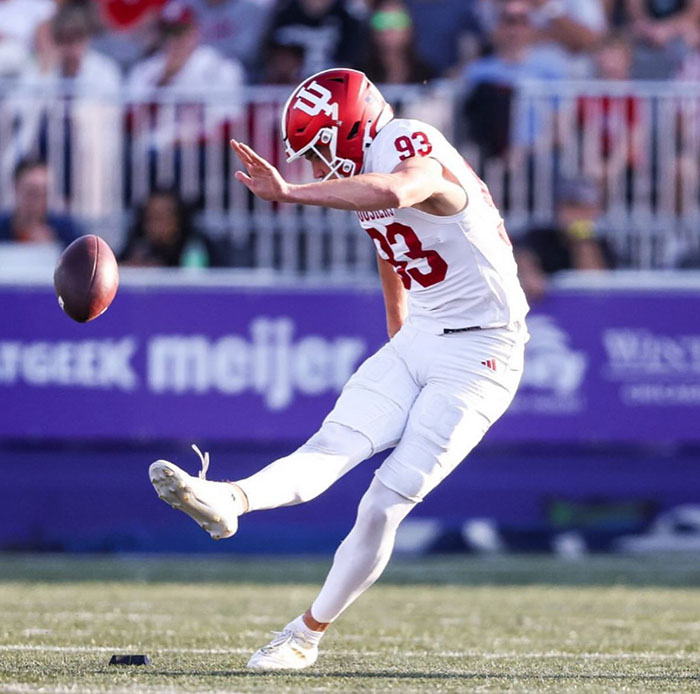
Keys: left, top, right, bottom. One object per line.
{"left": 191, "top": 443, "right": 210, "bottom": 480}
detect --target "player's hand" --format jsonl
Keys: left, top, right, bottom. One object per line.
{"left": 231, "top": 139, "right": 291, "bottom": 202}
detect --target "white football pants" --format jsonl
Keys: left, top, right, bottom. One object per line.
{"left": 236, "top": 323, "right": 526, "bottom": 622}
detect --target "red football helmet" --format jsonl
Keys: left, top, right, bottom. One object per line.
{"left": 281, "top": 68, "right": 394, "bottom": 179}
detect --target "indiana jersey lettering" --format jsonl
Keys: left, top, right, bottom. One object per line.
{"left": 357, "top": 118, "right": 529, "bottom": 334}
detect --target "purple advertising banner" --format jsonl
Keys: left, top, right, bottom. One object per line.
{"left": 1, "top": 277, "right": 699, "bottom": 443}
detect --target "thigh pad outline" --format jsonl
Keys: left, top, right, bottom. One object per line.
{"left": 323, "top": 344, "right": 420, "bottom": 454}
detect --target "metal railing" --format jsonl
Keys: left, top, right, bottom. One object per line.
{"left": 507, "top": 80, "right": 700, "bottom": 268}
{"left": 1, "top": 79, "right": 698, "bottom": 272}
{"left": 0, "top": 81, "right": 454, "bottom": 275}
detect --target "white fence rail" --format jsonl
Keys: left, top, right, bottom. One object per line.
{"left": 0, "top": 80, "right": 698, "bottom": 272}
{"left": 509, "top": 80, "right": 700, "bottom": 268}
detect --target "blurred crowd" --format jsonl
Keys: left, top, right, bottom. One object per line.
{"left": 2, "top": 0, "right": 700, "bottom": 289}
{"left": 4, "top": 0, "right": 700, "bottom": 88}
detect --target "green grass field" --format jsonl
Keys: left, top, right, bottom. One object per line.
{"left": 1, "top": 554, "right": 699, "bottom": 693}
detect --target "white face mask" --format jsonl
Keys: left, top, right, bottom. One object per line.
{"left": 285, "top": 126, "right": 357, "bottom": 180}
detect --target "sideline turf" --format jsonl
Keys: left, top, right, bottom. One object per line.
{"left": 0, "top": 554, "right": 698, "bottom": 693}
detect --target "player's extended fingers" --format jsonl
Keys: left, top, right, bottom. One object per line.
{"left": 238, "top": 142, "right": 274, "bottom": 170}
{"left": 234, "top": 170, "right": 253, "bottom": 188}
{"left": 230, "top": 139, "right": 255, "bottom": 170}
{"left": 230, "top": 139, "right": 257, "bottom": 164}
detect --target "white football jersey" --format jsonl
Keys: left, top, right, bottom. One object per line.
{"left": 358, "top": 118, "right": 529, "bottom": 334}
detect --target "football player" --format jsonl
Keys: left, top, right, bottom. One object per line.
{"left": 150, "top": 68, "right": 529, "bottom": 670}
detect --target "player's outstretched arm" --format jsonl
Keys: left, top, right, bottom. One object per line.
{"left": 231, "top": 139, "right": 445, "bottom": 212}
{"left": 284, "top": 157, "right": 444, "bottom": 211}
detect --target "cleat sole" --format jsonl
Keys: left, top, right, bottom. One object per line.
{"left": 148, "top": 460, "right": 237, "bottom": 540}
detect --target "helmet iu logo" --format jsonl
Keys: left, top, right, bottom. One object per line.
{"left": 294, "top": 81, "right": 339, "bottom": 119}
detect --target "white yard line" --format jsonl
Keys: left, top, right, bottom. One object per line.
{"left": 2, "top": 685, "right": 247, "bottom": 694}
{"left": 0, "top": 644, "right": 698, "bottom": 660}
{"left": 0, "top": 644, "right": 250, "bottom": 655}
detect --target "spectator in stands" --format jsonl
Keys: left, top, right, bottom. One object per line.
{"left": 126, "top": 1, "right": 244, "bottom": 91}
{"left": 577, "top": 33, "right": 641, "bottom": 186}
{"left": 594, "top": 30, "right": 634, "bottom": 81}
{"left": 15, "top": 2, "right": 121, "bottom": 88}
{"left": 125, "top": 1, "right": 244, "bottom": 201}
{"left": 0, "top": 0, "right": 54, "bottom": 50}
{"left": 47, "top": 2, "right": 122, "bottom": 86}
{"left": 601, "top": 0, "right": 627, "bottom": 27}
{"left": 361, "top": 0, "right": 435, "bottom": 84}
{"left": 0, "top": 0, "right": 54, "bottom": 76}
{"left": 402, "top": 0, "right": 482, "bottom": 77}
{"left": 262, "top": 39, "right": 306, "bottom": 84}
{"left": 0, "top": 158, "right": 82, "bottom": 246}
{"left": 628, "top": 0, "right": 700, "bottom": 78}
{"left": 119, "top": 188, "right": 214, "bottom": 267}
{"left": 7, "top": 3, "right": 122, "bottom": 217}
{"left": 188, "top": 0, "right": 275, "bottom": 81}
{"left": 92, "top": 0, "right": 167, "bottom": 73}
{"left": 528, "top": 0, "right": 607, "bottom": 78}
{"left": 461, "top": 0, "right": 568, "bottom": 157}
{"left": 266, "top": 0, "right": 366, "bottom": 78}
{"left": 515, "top": 177, "right": 615, "bottom": 301}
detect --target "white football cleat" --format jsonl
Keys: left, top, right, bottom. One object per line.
{"left": 149, "top": 445, "right": 239, "bottom": 540}
{"left": 247, "top": 624, "right": 320, "bottom": 671}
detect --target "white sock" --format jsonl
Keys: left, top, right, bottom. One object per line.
{"left": 235, "top": 423, "right": 372, "bottom": 512}
{"left": 288, "top": 614, "right": 324, "bottom": 646}
{"left": 310, "top": 477, "right": 416, "bottom": 623}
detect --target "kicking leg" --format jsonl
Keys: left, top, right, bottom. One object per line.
{"left": 150, "top": 336, "right": 418, "bottom": 540}
{"left": 247, "top": 477, "right": 415, "bottom": 670}
{"left": 235, "top": 422, "right": 372, "bottom": 511}
{"left": 149, "top": 422, "right": 372, "bottom": 540}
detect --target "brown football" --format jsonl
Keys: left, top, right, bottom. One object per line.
{"left": 54, "top": 235, "right": 119, "bottom": 322}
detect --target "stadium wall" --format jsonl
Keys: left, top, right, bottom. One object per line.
{"left": 1, "top": 269, "right": 699, "bottom": 553}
